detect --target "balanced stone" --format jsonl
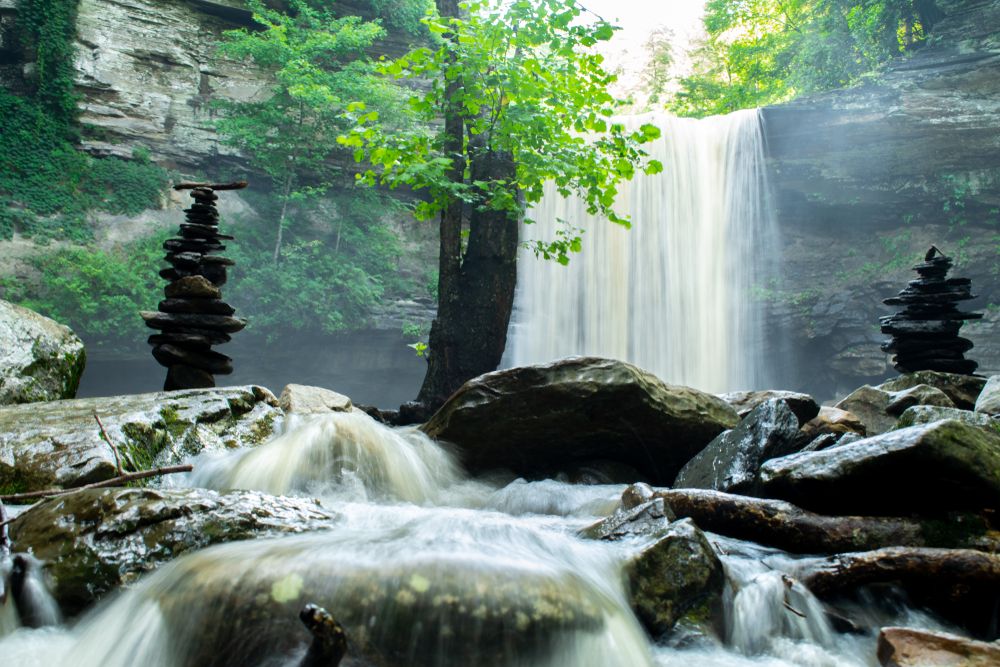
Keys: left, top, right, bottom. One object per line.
{"left": 879, "top": 247, "right": 981, "bottom": 375}
{"left": 145, "top": 182, "right": 247, "bottom": 390}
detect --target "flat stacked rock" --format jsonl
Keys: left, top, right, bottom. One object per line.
{"left": 142, "top": 181, "right": 248, "bottom": 390}
{"left": 880, "top": 246, "right": 981, "bottom": 375}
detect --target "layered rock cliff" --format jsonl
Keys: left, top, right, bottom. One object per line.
{"left": 761, "top": 0, "right": 1000, "bottom": 397}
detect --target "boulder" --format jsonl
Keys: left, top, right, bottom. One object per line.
{"left": 797, "top": 406, "right": 868, "bottom": 443}
{"left": 579, "top": 498, "right": 675, "bottom": 540}
{"left": 279, "top": 384, "right": 353, "bottom": 415}
{"left": 0, "top": 385, "right": 280, "bottom": 494}
{"left": 0, "top": 300, "right": 86, "bottom": 406}
{"left": 142, "top": 535, "right": 611, "bottom": 667}
{"left": 835, "top": 384, "right": 954, "bottom": 435}
{"left": 758, "top": 420, "right": 1000, "bottom": 515}
{"left": 622, "top": 518, "right": 725, "bottom": 636}
{"left": 896, "top": 405, "right": 995, "bottom": 430}
{"left": 9, "top": 487, "right": 336, "bottom": 615}
{"left": 421, "top": 358, "right": 738, "bottom": 485}
{"left": 879, "top": 372, "right": 988, "bottom": 411}
{"left": 718, "top": 390, "right": 820, "bottom": 426}
{"left": 877, "top": 626, "right": 1000, "bottom": 667}
{"left": 674, "top": 399, "right": 800, "bottom": 493}
{"left": 974, "top": 375, "right": 1000, "bottom": 417}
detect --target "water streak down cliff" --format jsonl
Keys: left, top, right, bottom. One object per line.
{"left": 507, "top": 110, "right": 780, "bottom": 394}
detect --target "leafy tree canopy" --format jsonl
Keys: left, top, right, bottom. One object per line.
{"left": 340, "top": 0, "right": 663, "bottom": 264}
{"left": 670, "top": 0, "right": 943, "bottom": 117}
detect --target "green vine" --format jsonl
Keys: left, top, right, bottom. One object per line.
{"left": 16, "top": 0, "right": 82, "bottom": 131}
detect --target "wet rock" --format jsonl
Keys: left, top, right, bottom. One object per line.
{"left": 0, "top": 299, "right": 86, "bottom": 406}
{"left": 422, "top": 357, "right": 738, "bottom": 485}
{"left": 622, "top": 519, "right": 725, "bottom": 636}
{"left": 718, "top": 390, "right": 820, "bottom": 426}
{"left": 8, "top": 487, "right": 336, "bottom": 615}
{"left": 758, "top": 420, "right": 1000, "bottom": 515}
{"left": 579, "top": 498, "right": 675, "bottom": 540}
{"left": 674, "top": 399, "right": 800, "bottom": 493}
{"left": 835, "top": 384, "right": 954, "bottom": 435}
{"left": 799, "top": 432, "right": 841, "bottom": 453}
{"left": 879, "top": 371, "right": 987, "bottom": 411}
{"left": 279, "top": 384, "right": 353, "bottom": 415}
{"left": 877, "top": 626, "right": 1000, "bottom": 667}
{"left": 154, "top": 538, "right": 610, "bottom": 667}
{"left": 895, "top": 405, "right": 995, "bottom": 430}
{"left": 974, "top": 375, "right": 1000, "bottom": 417}
{"left": 621, "top": 482, "right": 656, "bottom": 510}
{"left": 164, "top": 275, "right": 222, "bottom": 299}
{"left": 0, "top": 385, "right": 280, "bottom": 493}
{"left": 797, "top": 406, "right": 868, "bottom": 443}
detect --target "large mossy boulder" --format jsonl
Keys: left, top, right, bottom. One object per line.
{"left": 134, "top": 535, "right": 615, "bottom": 667}
{"left": 758, "top": 420, "right": 1000, "bottom": 515}
{"left": 421, "top": 357, "right": 738, "bottom": 485}
{"left": 0, "top": 299, "right": 86, "bottom": 406}
{"left": 835, "top": 383, "right": 955, "bottom": 435}
{"left": 0, "top": 385, "right": 281, "bottom": 494}
{"left": 674, "top": 399, "right": 800, "bottom": 493}
{"left": 879, "top": 371, "right": 988, "bottom": 410}
{"left": 895, "top": 405, "right": 995, "bottom": 430}
{"left": 8, "top": 487, "right": 336, "bottom": 615}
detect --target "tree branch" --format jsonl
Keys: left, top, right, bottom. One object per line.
{"left": 0, "top": 465, "right": 193, "bottom": 503}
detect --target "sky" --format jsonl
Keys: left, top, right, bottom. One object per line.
{"left": 577, "top": 0, "right": 708, "bottom": 101}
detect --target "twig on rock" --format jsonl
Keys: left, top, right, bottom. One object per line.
{"left": 94, "top": 412, "right": 123, "bottom": 475}
{"left": 0, "top": 465, "right": 193, "bottom": 503}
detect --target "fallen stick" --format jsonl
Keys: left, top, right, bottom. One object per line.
{"left": 173, "top": 181, "right": 248, "bottom": 191}
{"left": 651, "top": 488, "right": 996, "bottom": 554}
{"left": 94, "top": 412, "right": 123, "bottom": 476}
{"left": 0, "top": 465, "right": 193, "bottom": 503}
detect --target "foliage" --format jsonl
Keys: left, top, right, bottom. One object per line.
{"left": 214, "top": 0, "right": 410, "bottom": 259}
{"left": 341, "top": 0, "right": 663, "bottom": 264}
{"left": 670, "top": 0, "right": 941, "bottom": 116}
{"left": 642, "top": 26, "right": 674, "bottom": 105}
{"left": 367, "top": 0, "right": 435, "bottom": 35}
{"left": 0, "top": 91, "right": 169, "bottom": 241}
{"left": 16, "top": 0, "right": 81, "bottom": 129}
{"left": 0, "top": 233, "right": 166, "bottom": 346}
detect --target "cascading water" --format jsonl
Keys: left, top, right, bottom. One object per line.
{"left": 507, "top": 109, "right": 780, "bottom": 393}
{"left": 0, "top": 412, "right": 954, "bottom": 666}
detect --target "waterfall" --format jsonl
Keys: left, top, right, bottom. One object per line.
{"left": 507, "top": 109, "right": 779, "bottom": 393}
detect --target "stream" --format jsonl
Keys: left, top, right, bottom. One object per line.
{"left": 0, "top": 411, "right": 956, "bottom": 666}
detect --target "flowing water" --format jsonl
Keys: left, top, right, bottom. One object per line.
{"left": 507, "top": 110, "right": 781, "bottom": 393}
{"left": 0, "top": 411, "right": 951, "bottom": 666}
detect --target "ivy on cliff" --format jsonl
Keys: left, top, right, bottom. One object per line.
{"left": 16, "top": 0, "right": 81, "bottom": 130}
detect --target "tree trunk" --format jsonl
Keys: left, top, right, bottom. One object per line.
{"left": 649, "top": 489, "right": 998, "bottom": 554}
{"left": 274, "top": 171, "right": 293, "bottom": 262}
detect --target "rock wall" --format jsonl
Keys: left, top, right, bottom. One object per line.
{"left": 761, "top": 0, "right": 1000, "bottom": 399}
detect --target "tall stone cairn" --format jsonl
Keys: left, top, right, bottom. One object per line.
{"left": 880, "top": 246, "right": 982, "bottom": 375}
{"left": 141, "top": 181, "right": 248, "bottom": 390}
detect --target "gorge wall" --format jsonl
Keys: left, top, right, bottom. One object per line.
{"left": 762, "top": 0, "right": 1000, "bottom": 398}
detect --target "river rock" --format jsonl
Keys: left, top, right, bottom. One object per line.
{"left": 579, "top": 498, "right": 675, "bottom": 540}
{"left": 422, "top": 357, "right": 738, "bottom": 485}
{"left": 758, "top": 420, "right": 1000, "bottom": 515}
{"left": 622, "top": 518, "right": 725, "bottom": 636}
{"left": 0, "top": 300, "right": 87, "bottom": 406}
{"left": 718, "top": 390, "right": 820, "bottom": 426}
{"left": 974, "top": 375, "right": 1000, "bottom": 417}
{"left": 674, "top": 399, "right": 800, "bottom": 493}
{"left": 895, "top": 405, "right": 995, "bottom": 430}
{"left": 0, "top": 385, "right": 280, "bottom": 494}
{"left": 835, "top": 384, "right": 955, "bottom": 435}
{"left": 797, "top": 406, "right": 868, "bottom": 443}
{"left": 879, "top": 371, "right": 987, "bottom": 410}
{"left": 8, "top": 487, "right": 336, "bottom": 615}
{"left": 279, "top": 384, "right": 353, "bottom": 415}
{"left": 877, "top": 626, "right": 1000, "bottom": 667}
{"left": 147, "top": 536, "right": 611, "bottom": 667}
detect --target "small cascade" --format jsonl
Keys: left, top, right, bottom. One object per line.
{"left": 190, "top": 411, "right": 465, "bottom": 503}
{"left": 0, "top": 554, "right": 61, "bottom": 637}
{"left": 507, "top": 109, "right": 780, "bottom": 393}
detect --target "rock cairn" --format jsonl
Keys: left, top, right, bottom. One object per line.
{"left": 141, "top": 181, "right": 248, "bottom": 390}
{"left": 880, "top": 246, "right": 981, "bottom": 375}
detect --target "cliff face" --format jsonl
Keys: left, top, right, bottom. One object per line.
{"left": 761, "top": 0, "right": 1000, "bottom": 397}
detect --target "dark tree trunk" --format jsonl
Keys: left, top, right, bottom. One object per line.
{"left": 415, "top": 150, "right": 519, "bottom": 414}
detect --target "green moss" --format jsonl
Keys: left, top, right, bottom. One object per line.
{"left": 920, "top": 514, "right": 988, "bottom": 548}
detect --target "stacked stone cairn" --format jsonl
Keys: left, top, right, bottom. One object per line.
{"left": 880, "top": 246, "right": 981, "bottom": 375}
{"left": 141, "top": 181, "right": 248, "bottom": 390}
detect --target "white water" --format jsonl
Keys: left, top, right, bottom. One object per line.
{"left": 507, "top": 110, "right": 779, "bottom": 393}
{"left": 0, "top": 412, "right": 952, "bottom": 666}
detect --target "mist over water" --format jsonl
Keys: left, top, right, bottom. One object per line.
{"left": 507, "top": 109, "right": 780, "bottom": 393}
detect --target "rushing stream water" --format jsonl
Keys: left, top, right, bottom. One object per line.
{"left": 0, "top": 411, "right": 952, "bottom": 666}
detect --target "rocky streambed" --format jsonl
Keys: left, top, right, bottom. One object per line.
{"left": 0, "top": 357, "right": 998, "bottom": 666}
